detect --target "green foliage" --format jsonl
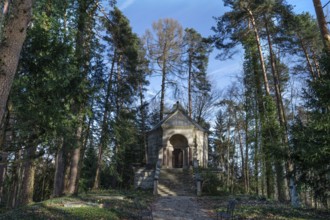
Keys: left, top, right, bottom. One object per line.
{"left": 291, "top": 55, "right": 330, "bottom": 207}
{"left": 201, "top": 169, "right": 223, "bottom": 195}
{"left": 80, "top": 145, "right": 98, "bottom": 192}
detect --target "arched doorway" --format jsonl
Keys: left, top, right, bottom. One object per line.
{"left": 172, "top": 149, "right": 183, "bottom": 168}
{"left": 169, "top": 134, "right": 188, "bottom": 168}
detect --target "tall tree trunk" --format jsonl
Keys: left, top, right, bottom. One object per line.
{"left": 265, "top": 17, "right": 300, "bottom": 205}
{"left": 246, "top": 8, "right": 270, "bottom": 95}
{"left": 235, "top": 109, "right": 246, "bottom": 193}
{"left": 264, "top": 17, "right": 286, "bottom": 202}
{"left": 298, "top": 34, "right": 317, "bottom": 80}
{"left": 0, "top": 0, "right": 33, "bottom": 126}
{"left": 254, "top": 113, "right": 259, "bottom": 195}
{"left": 9, "top": 150, "right": 22, "bottom": 208}
{"left": 0, "top": 101, "right": 11, "bottom": 204}
{"left": 68, "top": 123, "right": 83, "bottom": 195}
{"left": 0, "top": 152, "right": 7, "bottom": 204}
{"left": 20, "top": 145, "right": 36, "bottom": 206}
{"left": 160, "top": 58, "right": 167, "bottom": 120}
{"left": 188, "top": 55, "right": 192, "bottom": 117}
{"left": 244, "top": 107, "right": 250, "bottom": 193}
{"left": 53, "top": 139, "right": 66, "bottom": 197}
{"left": 93, "top": 53, "right": 116, "bottom": 190}
{"left": 252, "top": 48, "right": 264, "bottom": 196}
{"left": 226, "top": 115, "right": 231, "bottom": 190}
{"left": 313, "top": 0, "right": 330, "bottom": 55}
{"left": 311, "top": 48, "right": 321, "bottom": 78}
{"left": 138, "top": 81, "right": 148, "bottom": 164}
{"left": 67, "top": 0, "right": 96, "bottom": 195}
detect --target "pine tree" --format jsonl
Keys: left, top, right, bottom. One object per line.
{"left": 182, "top": 28, "right": 211, "bottom": 117}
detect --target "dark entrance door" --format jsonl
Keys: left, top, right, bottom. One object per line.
{"left": 172, "top": 149, "right": 183, "bottom": 168}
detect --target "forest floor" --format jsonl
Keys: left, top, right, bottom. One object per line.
{"left": 0, "top": 190, "right": 328, "bottom": 219}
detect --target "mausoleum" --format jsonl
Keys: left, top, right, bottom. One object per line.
{"left": 147, "top": 102, "right": 208, "bottom": 168}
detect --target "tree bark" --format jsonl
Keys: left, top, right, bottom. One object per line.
{"left": 252, "top": 47, "right": 263, "bottom": 196}
{"left": 246, "top": 8, "right": 270, "bottom": 95}
{"left": 0, "top": 102, "right": 10, "bottom": 204}
{"left": 188, "top": 54, "right": 192, "bottom": 117}
{"left": 68, "top": 125, "right": 83, "bottom": 195}
{"left": 311, "top": 48, "right": 321, "bottom": 78}
{"left": 93, "top": 52, "right": 116, "bottom": 190}
{"left": 20, "top": 145, "right": 36, "bottom": 206}
{"left": 53, "top": 139, "right": 66, "bottom": 197}
{"left": 67, "top": 0, "right": 96, "bottom": 195}
{"left": 9, "top": 150, "right": 22, "bottom": 208}
{"left": 138, "top": 81, "right": 148, "bottom": 164}
{"left": 160, "top": 56, "right": 166, "bottom": 120}
{"left": 0, "top": 0, "right": 33, "bottom": 127}
{"left": 298, "top": 34, "right": 317, "bottom": 80}
{"left": 313, "top": 0, "right": 330, "bottom": 55}
{"left": 264, "top": 17, "right": 286, "bottom": 202}
{"left": 235, "top": 109, "right": 246, "bottom": 193}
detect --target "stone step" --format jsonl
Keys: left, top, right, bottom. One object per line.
{"left": 158, "top": 168, "right": 195, "bottom": 196}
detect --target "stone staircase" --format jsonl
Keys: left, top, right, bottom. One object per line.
{"left": 157, "top": 168, "right": 195, "bottom": 196}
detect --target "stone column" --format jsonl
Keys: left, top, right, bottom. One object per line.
{"left": 163, "top": 147, "right": 166, "bottom": 166}
{"left": 158, "top": 145, "right": 164, "bottom": 166}
{"left": 197, "top": 181, "right": 202, "bottom": 196}
{"left": 182, "top": 148, "right": 186, "bottom": 168}
{"left": 168, "top": 146, "right": 173, "bottom": 168}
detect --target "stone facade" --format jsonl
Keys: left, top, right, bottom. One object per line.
{"left": 147, "top": 102, "right": 208, "bottom": 168}
{"left": 134, "top": 167, "right": 155, "bottom": 189}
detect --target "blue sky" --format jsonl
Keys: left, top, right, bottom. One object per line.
{"left": 116, "top": 0, "right": 320, "bottom": 99}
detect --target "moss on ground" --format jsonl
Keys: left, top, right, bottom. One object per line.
{"left": 0, "top": 189, "right": 154, "bottom": 220}
{"left": 0, "top": 191, "right": 328, "bottom": 220}
{"left": 198, "top": 195, "right": 330, "bottom": 220}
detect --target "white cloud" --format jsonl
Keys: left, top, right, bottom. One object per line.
{"left": 118, "top": 0, "right": 135, "bottom": 10}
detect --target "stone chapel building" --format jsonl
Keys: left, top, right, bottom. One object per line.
{"left": 147, "top": 102, "right": 208, "bottom": 168}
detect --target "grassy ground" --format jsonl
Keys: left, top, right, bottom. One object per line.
{"left": 0, "top": 191, "right": 328, "bottom": 219}
{"left": 197, "top": 195, "right": 330, "bottom": 220}
{"left": 0, "top": 189, "right": 154, "bottom": 220}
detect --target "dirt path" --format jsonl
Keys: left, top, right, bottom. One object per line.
{"left": 152, "top": 196, "right": 214, "bottom": 220}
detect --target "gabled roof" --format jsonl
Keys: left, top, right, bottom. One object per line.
{"left": 149, "top": 102, "right": 206, "bottom": 132}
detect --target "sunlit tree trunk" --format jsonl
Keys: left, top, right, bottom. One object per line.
{"left": 297, "top": 34, "right": 317, "bottom": 80}
{"left": 160, "top": 57, "right": 167, "bottom": 120}
{"left": 0, "top": 0, "right": 33, "bottom": 127}
{"left": 235, "top": 109, "right": 247, "bottom": 193}
{"left": 313, "top": 0, "right": 330, "bottom": 54}
{"left": 251, "top": 48, "right": 265, "bottom": 196}
{"left": 246, "top": 8, "right": 270, "bottom": 95}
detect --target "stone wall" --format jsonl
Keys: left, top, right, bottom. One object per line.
{"left": 134, "top": 167, "right": 155, "bottom": 189}
{"left": 147, "top": 129, "right": 162, "bottom": 165}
